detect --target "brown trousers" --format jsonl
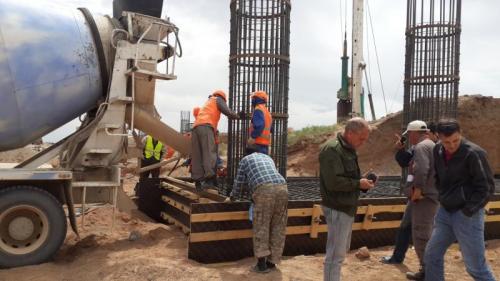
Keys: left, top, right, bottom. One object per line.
{"left": 411, "top": 197, "right": 439, "bottom": 267}
{"left": 191, "top": 125, "right": 216, "bottom": 181}
{"left": 252, "top": 183, "right": 288, "bottom": 264}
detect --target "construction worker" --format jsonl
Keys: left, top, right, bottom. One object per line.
{"left": 229, "top": 144, "right": 288, "bottom": 273}
{"left": 400, "top": 120, "right": 438, "bottom": 280}
{"left": 248, "top": 91, "right": 272, "bottom": 155}
{"left": 140, "top": 134, "right": 166, "bottom": 179}
{"left": 319, "top": 117, "right": 374, "bottom": 281}
{"left": 191, "top": 90, "right": 239, "bottom": 190}
{"left": 382, "top": 121, "right": 439, "bottom": 266}
{"left": 183, "top": 106, "right": 224, "bottom": 176}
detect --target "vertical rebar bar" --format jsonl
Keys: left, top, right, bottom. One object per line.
{"left": 180, "top": 110, "right": 190, "bottom": 134}
{"left": 403, "top": 0, "right": 461, "bottom": 128}
{"left": 228, "top": 0, "right": 291, "bottom": 189}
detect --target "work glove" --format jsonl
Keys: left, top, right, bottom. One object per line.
{"left": 180, "top": 159, "right": 191, "bottom": 167}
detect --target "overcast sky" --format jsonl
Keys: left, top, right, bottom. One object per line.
{"left": 46, "top": 0, "right": 500, "bottom": 141}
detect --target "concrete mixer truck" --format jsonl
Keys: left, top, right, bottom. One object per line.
{"left": 0, "top": 0, "right": 190, "bottom": 268}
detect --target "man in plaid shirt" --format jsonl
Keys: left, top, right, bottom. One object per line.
{"left": 230, "top": 145, "right": 288, "bottom": 273}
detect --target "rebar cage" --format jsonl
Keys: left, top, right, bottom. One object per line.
{"left": 227, "top": 0, "right": 291, "bottom": 186}
{"left": 180, "top": 110, "right": 191, "bottom": 134}
{"left": 403, "top": 0, "right": 462, "bottom": 126}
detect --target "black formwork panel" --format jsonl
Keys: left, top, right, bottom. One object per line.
{"left": 136, "top": 178, "right": 195, "bottom": 226}
{"left": 188, "top": 198, "right": 409, "bottom": 263}
{"left": 135, "top": 178, "right": 164, "bottom": 222}
{"left": 137, "top": 177, "right": 500, "bottom": 264}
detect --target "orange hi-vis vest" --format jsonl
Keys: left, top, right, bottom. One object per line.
{"left": 193, "top": 96, "right": 221, "bottom": 130}
{"left": 251, "top": 104, "right": 272, "bottom": 146}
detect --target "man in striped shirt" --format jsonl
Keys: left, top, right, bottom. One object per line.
{"left": 230, "top": 145, "right": 288, "bottom": 273}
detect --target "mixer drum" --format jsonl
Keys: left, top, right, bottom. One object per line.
{"left": 0, "top": 1, "right": 103, "bottom": 151}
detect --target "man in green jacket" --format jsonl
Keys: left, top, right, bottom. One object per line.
{"left": 319, "top": 117, "right": 374, "bottom": 281}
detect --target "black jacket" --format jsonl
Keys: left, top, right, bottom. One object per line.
{"left": 434, "top": 138, "right": 495, "bottom": 216}
{"left": 395, "top": 148, "right": 413, "bottom": 168}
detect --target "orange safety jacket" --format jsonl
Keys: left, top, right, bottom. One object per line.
{"left": 250, "top": 104, "right": 272, "bottom": 146}
{"left": 193, "top": 96, "right": 221, "bottom": 130}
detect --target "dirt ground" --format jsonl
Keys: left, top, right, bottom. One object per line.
{"left": 1, "top": 178, "right": 499, "bottom": 280}
{"left": 288, "top": 95, "right": 500, "bottom": 176}
{"left": 0, "top": 204, "right": 499, "bottom": 281}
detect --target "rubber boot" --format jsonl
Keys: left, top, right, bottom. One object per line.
{"left": 252, "top": 257, "right": 270, "bottom": 273}
{"left": 406, "top": 267, "right": 425, "bottom": 280}
{"left": 195, "top": 181, "right": 203, "bottom": 192}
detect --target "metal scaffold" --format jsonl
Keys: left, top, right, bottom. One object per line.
{"left": 403, "top": 0, "right": 462, "bottom": 126}
{"left": 227, "top": 0, "right": 291, "bottom": 185}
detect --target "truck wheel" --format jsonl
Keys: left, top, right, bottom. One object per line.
{"left": 0, "top": 186, "right": 67, "bottom": 268}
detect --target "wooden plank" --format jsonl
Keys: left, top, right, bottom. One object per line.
{"left": 310, "top": 204, "right": 322, "bottom": 238}
{"left": 205, "top": 189, "right": 220, "bottom": 195}
{"left": 486, "top": 215, "right": 500, "bottom": 222}
{"left": 161, "top": 195, "right": 190, "bottom": 214}
{"left": 190, "top": 226, "right": 318, "bottom": 242}
{"left": 138, "top": 156, "right": 181, "bottom": 173}
{"left": 353, "top": 220, "right": 401, "bottom": 230}
{"left": 161, "top": 183, "right": 200, "bottom": 201}
{"left": 161, "top": 212, "right": 190, "bottom": 234}
{"left": 162, "top": 183, "right": 199, "bottom": 201}
{"left": 191, "top": 211, "right": 249, "bottom": 223}
{"left": 198, "top": 198, "right": 216, "bottom": 204}
{"left": 163, "top": 176, "right": 227, "bottom": 202}
{"left": 190, "top": 207, "right": 315, "bottom": 223}
{"left": 189, "top": 204, "right": 406, "bottom": 223}
{"left": 190, "top": 229, "right": 252, "bottom": 242}
{"left": 289, "top": 208, "right": 313, "bottom": 217}
{"left": 189, "top": 219, "right": 404, "bottom": 243}
{"left": 356, "top": 204, "right": 406, "bottom": 214}
{"left": 486, "top": 201, "right": 500, "bottom": 210}
{"left": 361, "top": 204, "right": 374, "bottom": 230}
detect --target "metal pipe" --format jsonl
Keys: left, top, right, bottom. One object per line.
{"left": 128, "top": 105, "right": 191, "bottom": 156}
{"left": 137, "top": 156, "right": 181, "bottom": 173}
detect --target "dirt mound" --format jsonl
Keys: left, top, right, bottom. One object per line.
{"left": 288, "top": 95, "right": 500, "bottom": 176}
{"left": 0, "top": 146, "right": 37, "bottom": 163}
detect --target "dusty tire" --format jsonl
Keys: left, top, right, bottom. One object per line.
{"left": 0, "top": 186, "right": 67, "bottom": 268}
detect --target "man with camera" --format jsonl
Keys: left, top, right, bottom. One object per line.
{"left": 381, "top": 122, "right": 439, "bottom": 267}
{"left": 397, "top": 120, "right": 439, "bottom": 280}
{"left": 380, "top": 133, "right": 414, "bottom": 265}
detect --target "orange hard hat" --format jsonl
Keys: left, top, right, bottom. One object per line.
{"left": 251, "top": 90, "right": 268, "bottom": 102}
{"left": 193, "top": 107, "right": 200, "bottom": 118}
{"left": 212, "top": 90, "right": 227, "bottom": 102}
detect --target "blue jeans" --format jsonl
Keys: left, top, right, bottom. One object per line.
{"left": 255, "top": 144, "right": 269, "bottom": 155}
{"left": 424, "top": 207, "right": 496, "bottom": 281}
{"left": 391, "top": 202, "right": 412, "bottom": 262}
{"left": 322, "top": 206, "right": 354, "bottom": 281}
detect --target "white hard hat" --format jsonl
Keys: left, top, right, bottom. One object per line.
{"left": 402, "top": 120, "right": 428, "bottom": 135}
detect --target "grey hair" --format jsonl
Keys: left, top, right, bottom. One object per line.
{"left": 344, "top": 117, "right": 370, "bottom": 134}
